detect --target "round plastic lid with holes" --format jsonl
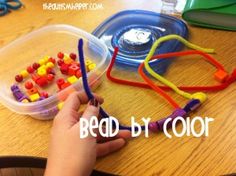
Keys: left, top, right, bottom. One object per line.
{"left": 92, "top": 10, "right": 188, "bottom": 74}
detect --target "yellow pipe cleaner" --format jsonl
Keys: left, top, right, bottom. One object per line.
{"left": 144, "top": 34, "right": 215, "bottom": 103}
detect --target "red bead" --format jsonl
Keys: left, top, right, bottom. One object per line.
{"left": 60, "top": 64, "right": 70, "bottom": 75}
{"left": 57, "top": 59, "right": 64, "bottom": 66}
{"left": 57, "top": 52, "right": 64, "bottom": 59}
{"left": 40, "top": 92, "right": 49, "bottom": 98}
{"left": 46, "top": 68, "right": 55, "bottom": 75}
{"left": 47, "top": 74, "right": 54, "bottom": 81}
{"left": 27, "top": 66, "right": 34, "bottom": 73}
{"left": 32, "top": 63, "right": 40, "bottom": 70}
{"left": 69, "top": 53, "right": 77, "bottom": 60}
{"left": 75, "top": 70, "right": 82, "bottom": 78}
{"left": 60, "top": 82, "right": 71, "bottom": 90}
{"left": 36, "top": 77, "right": 48, "bottom": 87}
{"left": 31, "top": 73, "right": 40, "bottom": 83}
{"left": 68, "top": 64, "right": 80, "bottom": 76}
{"left": 25, "top": 81, "right": 33, "bottom": 89}
{"left": 15, "top": 74, "right": 23, "bottom": 82}
{"left": 57, "top": 78, "right": 65, "bottom": 89}
{"left": 48, "top": 57, "right": 56, "bottom": 64}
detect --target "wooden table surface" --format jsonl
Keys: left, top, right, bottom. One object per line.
{"left": 0, "top": 0, "right": 236, "bottom": 175}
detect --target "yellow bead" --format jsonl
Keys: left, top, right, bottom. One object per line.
{"left": 39, "top": 58, "right": 47, "bottom": 65}
{"left": 191, "top": 92, "right": 207, "bottom": 103}
{"left": 37, "top": 68, "right": 47, "bottom": 76}
{"left": 43, "top": 55, "right": 50, "bottom": 62}
{"left": 88, "top": 63, "right": 96, "bottom": 71}
{"left": 67, "top": 75, "right": 78, "bottom": 84}
{"left": 85, "top": 60, "right": 92, "bottom": 66}
{"left": 21, "top": 99, "right": 29, "bottom": 103}
{"left": 63, "top": 54, "right": 72, "bottom": 64}
{"left": 46, "top": 62, "right": 54, "bottom": 69}
{"left": 38, "top": 65, "right": 47, "bottom": 70}
{"left": 20, "top": 70, "right": 29, "bottom": 78}
{"left": 29, "top": 93, "right": 40, "bottom": 102}
{"left": 57, "top": 102, "right": 64, "bottom": 110}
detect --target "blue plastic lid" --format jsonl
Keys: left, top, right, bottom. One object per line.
{"left": 92, "top": 10, "right": 188, "bottom": 74}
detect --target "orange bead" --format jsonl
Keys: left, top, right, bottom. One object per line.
{"left": 214, "top": 70, "right": 229, "bottom": 83}
{"left": 27, "top": 87, "right": 38, "bottom": 95}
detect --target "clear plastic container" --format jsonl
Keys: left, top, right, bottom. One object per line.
{"left": 0, "top": 24, "right": 110, "bottom": 120}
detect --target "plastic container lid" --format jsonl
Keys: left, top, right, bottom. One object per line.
{"left": 0, "top": 24, "right": 110, "bottom": 120}
{"left": 92, "top": 10, "right": 188, "bottom": 74}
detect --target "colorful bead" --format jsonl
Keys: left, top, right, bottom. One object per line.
{"left": 38, "top": 65, "right": 47, "bottom": 70}
{"left": 69, "top": 53, "right": 77, "bottom": 60}
{"left": 57, "top": 78, "right": 65, "bottom": 89}
{"left": 46, "top": 68, "right": 55, "bottom": 75}
{"left": 47, "top": 74, "right": 54, "bottom": 81}
{"left": 46, "top": 62, "right": 55, "bottom": 69}
{"left": 31, "top": 73, "right": 41, "bottom": 82}
{"left": 60, "top": 64, "right": 70, "bottom": 75}
{"left": 25, "top": 81, "right": 33, "bottom": 89}
{"left": 36, "top": 76, "right": 48, "bottom": 87}
{"left": 60, "top": 82, "right": 71, "bottom": 90}
{"left": 57, "top": 102, "right": 64, "bottom": 110}
{"left": 37, "top": 68, "right": 47, "bottom": 76}
{"left": 88, "top": 63, "right": 96, "bottom": 71}
{"left": 57, "top": 52, "right": 64, "bottom": 59}
{"left": 75, "top": 70, "right": 82, "bottom": 78}
{"left": 27, "top": 66, "right": 34, "bottom": 73}
{"left": 43, "top": 55, "right": 50, "bottom": 62}
{"left": 39, "top": 58, "right": 47, "bottom": 66}
{"left": 85, "top": 60, "right": 93, "bottom": 71}
{"left": 67, "top": 75, "right": 78, "bottom": 84}
{"left": 40, "top": 92, "right": 49, "bottom": 98}
{"left": 21, "top": 99, "right": 29, "bottom": 103}
{"left": 15, "top": 74, "right": 23, "bottom": 82}
{"left": 27, "top": 87, "right": 38, "bottom": 95}
{"left": 68, "top": 64, "right": 80, "bottom": 76}
{"left": 63, "top": 54, "right": 73, "bottom": 64}
{"left": 85, "top": 60, "right": 92, "bottom": 66}
{"left": 32, "top": 63, "right": 40, "bottom": 70}
{"left": 57, "top": 59, "right": 64, "bottom": 66}
{"left": 29, "top": 93, "right": 40, "bottom": 102}
{"left": 214, "top": 70, "right": 229, "bottom": 83}
{"left": 20, "top": 70, "right": 29, "bottom": 78}
{"left": 11, "top": 85, "right": 28, "bottom": 102}
{"left": 148, "top": 122, "right": 159, "bottom": 132}
{"left": 48, "top": 57, "right": 56, "bottom": 64}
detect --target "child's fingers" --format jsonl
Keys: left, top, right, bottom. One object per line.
{"left": 61, "top": 92, "right": 103, "bottom": 113}
{"left": 96, "top": 138, "right": 126, "bottom": 157}
{"left": 97, "top": 130, "right": 131, "bottom": 142}
{"left": 81, "top": 98, "right": 100, "bottom": 120}
{"left": 61, "top": 92, "right": 83, "bottom": 113}
{"left": 72, "top": 98, "right": 100, "bottom": 138}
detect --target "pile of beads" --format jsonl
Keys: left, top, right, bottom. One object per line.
{"left": 11, "top": 52, "right": 96, "bottom": 104}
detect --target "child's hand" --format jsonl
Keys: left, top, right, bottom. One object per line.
{"left": 45, "top": 92, "right": 131, "bottom": 176}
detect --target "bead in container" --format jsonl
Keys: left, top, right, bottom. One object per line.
{"left": 25, "top": 81, "right": 33, "bottom": 90}
{"left": 29, "top": 93, "right": 40, "bottom": 102}
{"left": 15, "top": 74, "right": 23, "bottom": 82}
{"left": 11, "top": 85, "right": 29, "bottom": 102}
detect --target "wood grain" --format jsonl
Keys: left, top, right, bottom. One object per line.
{"left": 0, "top": 168, "right": 44, "bottom": 176}
{"left": 0, "top": 0, "right": 236, "bottom": 175}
